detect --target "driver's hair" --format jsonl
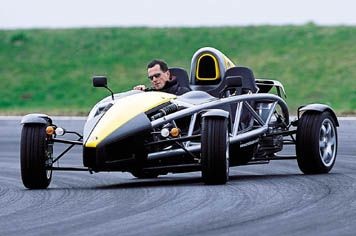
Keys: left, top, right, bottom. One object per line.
{"left": 147, "top": 59, "right": 169, "bottom": 72}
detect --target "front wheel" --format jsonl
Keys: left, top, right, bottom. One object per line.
{"left": 296, "top": 111, "right": 338, "bottom": 174}
{"left": 201, "top": 116, "right": 229, "bottom": 185}
{"left": 20, "top": 124, "right": 53, "bottom": 189}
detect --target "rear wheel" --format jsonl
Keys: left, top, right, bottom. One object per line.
{"left": 20, "top": 124, "right": 53, "bottom": 189}
{"left": 296, "top": 111, "right": 338, "bottom": 174}
{"left": 201, "top": 116, "right": 229, "bottom": 185}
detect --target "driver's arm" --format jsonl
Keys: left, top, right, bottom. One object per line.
{"left": 133, "top": 85, "right": 146, "bottom": 91}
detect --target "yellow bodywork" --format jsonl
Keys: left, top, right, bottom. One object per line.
{"left": 85, "top": 92, "right": 176, "bottom": 148}
{"left": 223, "top": 55, "right": 235, "bottom": 69}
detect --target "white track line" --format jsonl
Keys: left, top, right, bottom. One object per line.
{"left": 337, "top": 117, "right": 356, "bottom": 121}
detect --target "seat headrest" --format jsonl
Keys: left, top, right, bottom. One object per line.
{"left": 224, "top": 66, "right": 258, "bottom": 93}
{"left": 169, "top": 67, "right": 191, "bottom": 89}
{"left": 190, "top": 47, "right": 235, "bottom": 86}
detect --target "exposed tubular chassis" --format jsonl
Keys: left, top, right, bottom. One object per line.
{"left": 48, "top": 92, "right": 296, "bottom": 172}
{"left": 148, "top": 93, "right": 291, "bottom": 162}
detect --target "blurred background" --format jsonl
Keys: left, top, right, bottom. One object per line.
{"left": 1, "top": 0, "right": 355, "bottom": 115}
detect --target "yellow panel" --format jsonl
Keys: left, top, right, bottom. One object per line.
{"left": 223, "top": 55, "right": 235, "bottom": 69}
{"left": 85, "top": 92, "right": 176, "bottom": 147}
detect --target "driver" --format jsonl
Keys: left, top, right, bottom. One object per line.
{"left": 133, "top": 59, "right": 190, "bottom": 95}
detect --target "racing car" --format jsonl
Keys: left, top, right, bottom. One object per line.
{"left": 20, "top": 47, "right": 339, "bottom": 189}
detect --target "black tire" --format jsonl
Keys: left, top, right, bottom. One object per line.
{"left": 201, "top": 116, "right": 229, "bottom": 185}
{"left": 20, "top": 124, "right": 53, "bottom": 189}
{"left": 296, "top": 111, "right": 338, "bottom": 174}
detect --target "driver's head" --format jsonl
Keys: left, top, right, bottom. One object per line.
{"left": 147, "top": 59, "right": 170, "bottom": 90}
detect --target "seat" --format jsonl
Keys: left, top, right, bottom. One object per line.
{"left": 169, "top": 67, "right": 192, "bottom": 91}
{"left": 221, "top": 66, "right": 259, "bottom": 96}
{"left": 192, "top": 66, "right": 258, "bottom": 98}
{"left": 220, "top": 67, "right": 259, "bottom": 130}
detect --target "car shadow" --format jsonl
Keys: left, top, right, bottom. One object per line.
{"left": 95, "top": 175, "right": 204, "bottom": 189}
{"left": 42, "top": 172, "right": 342, "bottom": 191}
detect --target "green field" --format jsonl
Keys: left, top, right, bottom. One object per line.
{"left": 0, "top": 24, "right": 355, "bottom": 115}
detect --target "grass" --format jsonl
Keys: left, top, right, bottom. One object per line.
{"left": 0, "top": 24, "right": 355, "bottom": 115}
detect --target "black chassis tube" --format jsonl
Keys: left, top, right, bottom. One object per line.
{"left": 48, "top": 167, "right": 89, "bottom": 171}
{"left": 51, "top": 137, "right": 83, "bottom": 164}
{"left": 52, "top": 138, "right": 83, "bottom": 145}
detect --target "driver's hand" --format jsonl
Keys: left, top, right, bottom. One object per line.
{"left": 133, "top": 85, "right": 146, "bottom": 91}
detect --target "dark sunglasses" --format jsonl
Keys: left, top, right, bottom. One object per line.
{"left": 148, "top": 73, "right": 162, "bottom": 80}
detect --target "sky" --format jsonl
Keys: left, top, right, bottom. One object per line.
{"left": 1, "top": 0, "right": 356, "bottom": 29}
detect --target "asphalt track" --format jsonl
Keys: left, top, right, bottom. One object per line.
{"left": 0, "top": 117, "right": 355, "bottom": 236}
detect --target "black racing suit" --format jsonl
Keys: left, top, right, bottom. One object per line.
{"left": 154, "top": 79, "right": 191, "bottom": 95}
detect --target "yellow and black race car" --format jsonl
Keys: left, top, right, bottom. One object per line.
{"left": 20, "top": 47, "right": 339, "bottom": 189}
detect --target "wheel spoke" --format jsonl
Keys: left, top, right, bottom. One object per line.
{"left": 325, "top": 146, "right": 332, "bottom": 163}
{"left": 320, "top": 125, "right": 327, "bottom": 137}
{"left": 326, "top": 123, "right": 334, "bottom": 140}
{"left": 325, "top": 123, "right": 331, "bottom": 136}
{"left": 319, "top": 140, "right": 327, "bottom": 149}
{"left": 319, "top": 119, "right": 337, "bottom": 166}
